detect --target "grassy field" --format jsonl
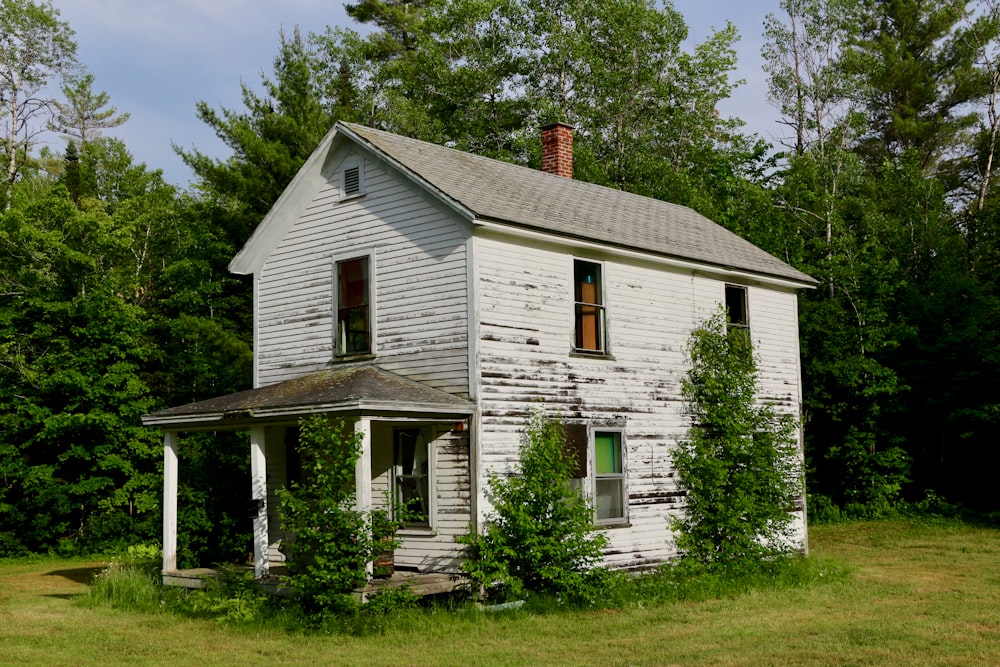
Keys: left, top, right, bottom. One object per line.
{"left": 1, "top": 520, "right": 998, "bottom": 666}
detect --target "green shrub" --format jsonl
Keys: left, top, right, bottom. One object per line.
{"left": 672, "top": 310, "right": 803, "bottom": 568}
{"left": 164, "top": 566, "right": 277, "bottom": 625}
{"left": 277, "top": 415, "right": 404, "bottom": 612}
{"left": 807, "top": 493, "right": 843, "bottom": 524}
{"left": 459, "top": 410, "right": 608, "bottom": 603}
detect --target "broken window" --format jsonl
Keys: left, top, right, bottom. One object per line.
{"left": 336, "top": 256, "right": 371, "bottom": 356}
{"left": 394, "top": 429, "right": 429, "bottom": 528}
{"left": 574, "top": 259, "right": 606, "bottom": 353}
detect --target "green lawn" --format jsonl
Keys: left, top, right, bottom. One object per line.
{"left": 2, "top": 520, "right": 998, "bottom": 666}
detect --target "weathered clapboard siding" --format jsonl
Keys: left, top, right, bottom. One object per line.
{"left": 473, "top": 231, "right": 806, "bottom": 566}
{"left": 262, "top": 422, "right": 471, "bottom": 572}
{"left": 745, "top": 285, "right": 803, "bottom": 413}
{"left": 369, "top": 422, "right": 471, "bottom": 573}
{"left": 255, "top": 148, "right": 471, "bottom": 395}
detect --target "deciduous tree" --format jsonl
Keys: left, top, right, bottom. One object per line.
{"left": 0, "top": 0, "right": 77, "bottom": 208}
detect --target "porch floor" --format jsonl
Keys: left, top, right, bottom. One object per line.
{"left": 162, "top": 566, "right": 468, "bottom": 600}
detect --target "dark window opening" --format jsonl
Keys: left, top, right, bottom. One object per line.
{"left": 336, "top": 256, "right": 370, "bottom": 356}
{"left": 725, "top": 284, "right": 749, "bottom": 329}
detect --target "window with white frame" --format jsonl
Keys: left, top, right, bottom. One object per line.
{"left": 564, "top": 424, "right": 627, "bottom": 525}
{"left": 394, "top": 429, "right": 430, "bottom": 528}
{"left": 335, "top": 254, "right": 372, "bottom": 356}
{"left": 573, "top": 259, "right": 606, "bottom": 354}
{"left": 593, "top": 430, "right": 625, "bottom": 523}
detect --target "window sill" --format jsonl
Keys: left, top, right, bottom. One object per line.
{"left": 570, "top": 350, "right": 615, "bottom": 361}
{"left": 397, "top": 527, "right": 437, "bottom": 538}
{"left": 594, "top": 520, "right": 630, "bottom": 530}
{"left": 331, "top": 353, "right": 376, "bottom": 364}
{"left": 338, "top": 192, "right": 366, "bottom": 203}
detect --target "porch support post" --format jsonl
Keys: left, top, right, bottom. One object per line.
{"left": 162, "top": 431, "right": 178, "bottom": 574}
{"left": 250, "top": 426, "right": 269, "bottom": 579}
{"left": 354, "top": 417, "right": 373, "bottom": 577}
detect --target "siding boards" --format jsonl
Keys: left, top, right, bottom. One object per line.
{"left": 256, "top": 150, "right": 470, "bottom": 395}
{"left": 475, "top": 234, "right": 806, "bottom": 567}
{"left": 369, "top": 422, "right": 471, "bottom": 573}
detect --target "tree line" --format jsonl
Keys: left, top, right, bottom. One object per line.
{"left": 2, "top": 0, "right": 999, "bottom": 561}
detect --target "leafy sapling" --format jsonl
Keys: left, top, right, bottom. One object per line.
{"left": 672, "top": 309, "right": 802, "bottom": 569}
{"left": 460, "top": 410, "right": 608, "bottom": 603}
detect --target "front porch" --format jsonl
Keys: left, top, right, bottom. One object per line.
{"left": 142, "top": 365, "right": 477, "bottom": 588}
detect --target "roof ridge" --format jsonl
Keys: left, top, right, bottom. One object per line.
{"left": 337, "top": 122, "right": 814, "bottom": 286}
{"left": 339, "top": 121, "right": 706, "bottom": 218}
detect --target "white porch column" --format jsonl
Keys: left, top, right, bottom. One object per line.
{"left": 354, "top": 417, "right": 373, "bottom": 577}
{"left": 354, "top": 417, "right": 372, "bottom": 512}
{"left": 250, "top": 426, "right": 269, "bottom": 579}
{"left": 162, "top": 431, "right": 178, "bottom": 574}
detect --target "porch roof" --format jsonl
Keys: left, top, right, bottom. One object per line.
{"left": 142, "top": 365, "right": 475, "bottom": 429}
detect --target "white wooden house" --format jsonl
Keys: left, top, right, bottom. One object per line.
{"left": 143, "top": 122, "right": 816, "bottom": 583}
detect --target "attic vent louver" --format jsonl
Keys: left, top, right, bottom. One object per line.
{"left": 343, "top": 165, "right": 361, "bottom": 196}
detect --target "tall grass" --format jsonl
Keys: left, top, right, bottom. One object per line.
{"left": 78, "top": 547, "right": 846, "bottom": 638}
{"left": 83, "top": 561, "right": 162, "bottom": 612}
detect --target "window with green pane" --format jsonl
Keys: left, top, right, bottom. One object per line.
{"left": 594, "top": 431, "right": 625, "bottom": 522}
{"left": 336, "top": 256, "right": 370, "bottom": 356}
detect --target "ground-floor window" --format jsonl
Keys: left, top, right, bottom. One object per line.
{"left": 394, "top": 429, "right": 430, "bottom": 528}
{"left": 564, "top": 424, "right": 627, "bottom": 525}
{"left": 593, "top": 430, "right": 625, "bottom": 523}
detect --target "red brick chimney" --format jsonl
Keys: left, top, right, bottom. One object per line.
{"left": 541, "top": 122, "right": 574, "bottom": 178}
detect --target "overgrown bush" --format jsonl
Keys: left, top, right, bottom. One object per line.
{"left": 672, "top": 310, "right": 802, "bottom": 568}
{"left": 459, "top": 410, "right": 608, "bottom": 603}
{"left": 277, "top": 414, "right": 403, "bottom": 612}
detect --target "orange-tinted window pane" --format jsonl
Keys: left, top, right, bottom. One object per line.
{"left": 337, "top": 257, "right": 370, "bottom": 355}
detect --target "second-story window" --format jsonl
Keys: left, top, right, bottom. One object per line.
{"left": 574, "top": 259, "right": 606, "bottom": 353}
{"left": 725, "top": 284, "right": 749, "bottom": 332}
{"left": 336, "top": 256, "right": 371, "bottom": 356}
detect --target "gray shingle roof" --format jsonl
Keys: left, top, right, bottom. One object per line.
{"left": 341, "top": 123, "right": 814, "bottom": 285}
{"left": 142, "top": 365, "right": 474, "bottom": 427}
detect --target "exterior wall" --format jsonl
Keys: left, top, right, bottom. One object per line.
{"left": 255, "top": 146, "right": 471, "bottom": 396}
{"left": 264, "top": 421, "right": 471, "bottom": 572}
{"left": 370, "top": 421, "right": 471, "bottom": 573}
{"left": 473, "top": 231, "right": 806, "bottom": 569}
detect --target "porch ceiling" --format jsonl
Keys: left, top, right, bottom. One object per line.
{"left": 142, "top": 364, "right": 475, "bottom": 429}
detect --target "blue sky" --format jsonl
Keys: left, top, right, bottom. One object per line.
{"left": 49, "top": 0, "right": 784, "bottom": 187}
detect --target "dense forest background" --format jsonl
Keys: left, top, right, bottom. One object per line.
{"left": 3, "top": 0, "right": 1000, "bottom": 563}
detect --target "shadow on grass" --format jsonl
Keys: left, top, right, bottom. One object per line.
{"left": 45, "top": 566, "right": 103, "bottom": 586}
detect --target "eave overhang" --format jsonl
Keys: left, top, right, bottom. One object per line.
{"left": 142, "top": 365, "right": 475, "bottom": 431}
